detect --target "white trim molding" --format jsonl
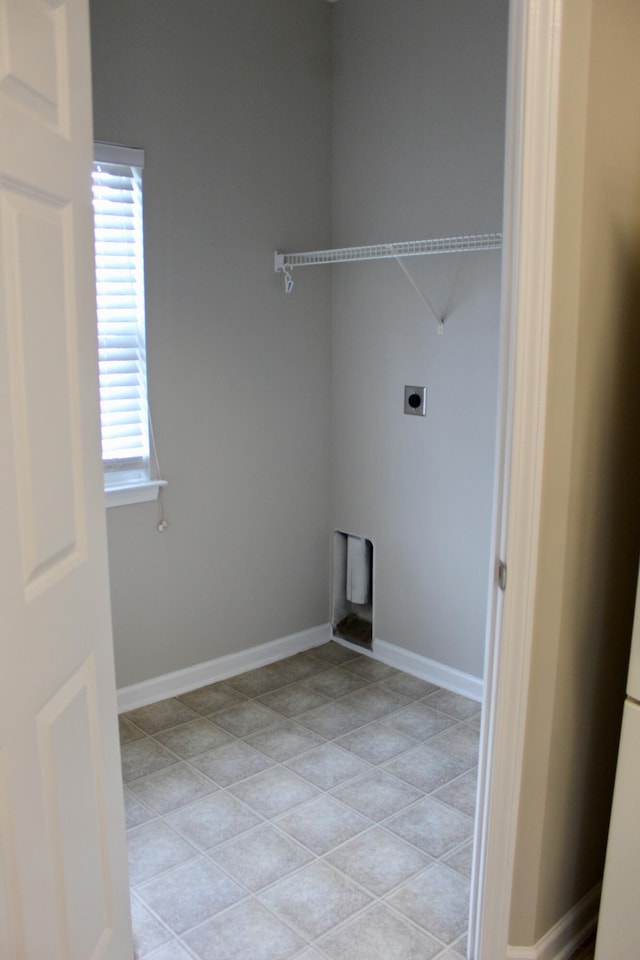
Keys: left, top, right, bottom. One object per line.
{"left": 119, "top": 625, "right": 483, "bottom": 714}
{"left": 469, "top": 1, "right": 565, "bottom": 958}
{"left": 117, "top": 623, "right": 331, "bottom": 712}
{"left": 105, "top": 479, "right": 167, "bottom": 509}
{"left": 371, "top": 638, "right": 483, "bottom": 702}
{"left": 506, "top": 885, "right": 600, "bottom": 960}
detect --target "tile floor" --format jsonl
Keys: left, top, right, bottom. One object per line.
{"left": 120, "top": 641, "right": 481, "bottom": 960}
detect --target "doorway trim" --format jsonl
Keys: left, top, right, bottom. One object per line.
{"left": 469, "top": 1, "right": 565, "bottom": 957}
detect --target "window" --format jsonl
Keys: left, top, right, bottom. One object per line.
{"left": 92, "top": 142, "right": 164, "bottom": 507}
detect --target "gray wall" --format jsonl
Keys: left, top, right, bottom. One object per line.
{"left": 90, "top": 0, "right": 333, "bottom": 687}
{"left": 330, "top": 0, "right": 508, "bottom": 678}
{"left": 91, "top": 0, "right": 509, "bottom": 689}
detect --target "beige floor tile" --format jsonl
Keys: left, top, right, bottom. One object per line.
{"left": 385, "top": 796, "right": 474, "bottom": 858}
{"left": 388, "top": 863, "right": 470, "bottom": 944}
{"left": 380, "top": 702, "right": 457, "bottom": 741}
{"left": 267, "top": 653, "right": 330, "bottom": 685}
{"left": 429, "top": 722, "right": 481, "bottom": 766}
{"left": 285, "top": 742, "right": 371, "bottom": 791}
{"left": 126, "top": 820, "right": 197, "bottom": 886}
{"left": 128, "top": 763, "right": 217, "bottom": 815}
{"left": 259, "top": 860, "right": 372, "bottom": 940}
{"left": 295, "top": 701, "right": 370, "bottom": 738}
{"left": 183, "top": 897, "right": 305, "bottom": 960}
{"left": 379, "top": 673, "right": 439, "bottom": 699}
{"left": 335, "top": 721, "right": 418, "bottom": 764}
{"left": 320, "top": 904, "right": 442, "bottom": 960}
{"left": 189, "top": 739, "right": 274, "bottom": 786}
{"left": 124, "top": 789, "right": 156, "bottom": 829}
{"left": 224, "top": 663, "right": 292, "bottom": 697}
{"left": 175, "top": 682, "right": 245, "bottom": 715}
{"left": 136, "top": 856, "right": 246, "bottom": 933}
{"left": 153, "top": 717, "right": 232, "bottom": 758}
{"left": 209, "top": 822, "right": 312, "bottom": 891}
{"left": 433, "top": 767, "right": 478, "bottom": 817}
{"left": 309, "top": 642, "right": 362, "bottom": 665}
{"left": 165, "top": 791, "right": 261, "bottom": 849}
{"left": 423, "top": 689, "right": 481, "bottom": 720}
{"left": 341, "top": 657, "right": 398, "bottom": 681}
{"left": 276, "top": 795, "right": 370, "bottom": 855}
{"left": 437, "top": 948, "right": 467, "bottom": 960}
{"left": 124, "top": 699, "right": 200, "bottom": 735}
{"left": 324, "top": 825, "right": 431, "bottom": 896}
{"left": 332, "top": 769, "right": 423, "bottom": 821}
{"left": 301, "top": 667, "right": 370, "bottom": 698}
{"left": 442, "top": 840, "right": 474, "bottom": 879}
{"left": 121, "top": 739, "right": 178, "bottom": 783}
{"left": 130, "top": 895, "right": 172, "bottom": 958}
{"left": 384, "top": 744, "right": 470, "bottom": 794}
{"left": 338, "top": 685, "right": 411, "bottom": 721}
{"left": 452, "top": 933, "right": 468, "bottom": 956}
{"left": 245, "top": 720, "right": 325, "bottom": 762}
{"left": 229, "top": 766, "right": 319, "bottom": 819}
{"left": 143, "top": 941, "right": 194, "bottom": 960}
{"left": 119, "top": 715, "right": 145, "bottom": 744}
{"left": 121, "top": 646, "right": 481, "bottom": 957}
{"left": 213, "top": 700, "right": 281, "bottom": 737}
{"left": 257, "top": 683, "right": 330, "bottom": 718}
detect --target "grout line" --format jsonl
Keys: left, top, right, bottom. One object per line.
{"left": 122, "top": 644, "right": 480, "bottom": 958}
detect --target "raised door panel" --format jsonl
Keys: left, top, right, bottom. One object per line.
{"left": 37, "top": 658, "right": 113, "bottom": 960}
{"left": 1, "top": 185, "right": 84, "bottom": 598}
{"left": 0, "top": 0, "right": 69, "bottom": 132}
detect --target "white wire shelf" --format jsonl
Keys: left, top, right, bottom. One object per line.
{"left": 274, "top": 232, "right": 503, "bottom": 274}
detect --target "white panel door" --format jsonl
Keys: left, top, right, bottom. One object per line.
{"left": 0, "top": 1, "right": 133, "bottom": 958}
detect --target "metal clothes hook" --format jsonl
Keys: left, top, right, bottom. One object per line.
{"left": 283, "top": 264, "right": 294, "bottom": 294}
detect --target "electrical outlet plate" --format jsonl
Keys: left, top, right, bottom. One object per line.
{"left": 404, "top": 385, "right": 427, "bottom": 416}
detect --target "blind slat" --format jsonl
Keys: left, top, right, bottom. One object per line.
{"left": 92, "top": 153, "right": 149, "bottom": 465}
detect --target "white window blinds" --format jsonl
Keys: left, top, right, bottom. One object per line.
{"left": 91, "top": 144, "right": 149, "bottom": 478}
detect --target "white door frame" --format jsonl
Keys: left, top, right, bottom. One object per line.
{"left": 0, "top": 1, "right": 567, "bottom": 954}
{"left": 470, "top": 1, "right": 565, "bottom": 957}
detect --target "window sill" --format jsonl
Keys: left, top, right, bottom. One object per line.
{"left": 105, "top": 479, "right": 167, "bottom": 509}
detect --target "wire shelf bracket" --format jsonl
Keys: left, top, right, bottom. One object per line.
{"left": 274, "top": 232, "right": 503, "bottom": 293}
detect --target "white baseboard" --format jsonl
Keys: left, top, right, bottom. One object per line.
{"left": 507, "top": 885, "right": 600, "bottom": 960}
{"left": 117, "top": 623, "right": 332, "bottom": 713}
{"left": 118, "top": 624, "right": 484, "bottom": 713}
{"left": 370, "top": 637, "right": 484, "bottom": 702}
